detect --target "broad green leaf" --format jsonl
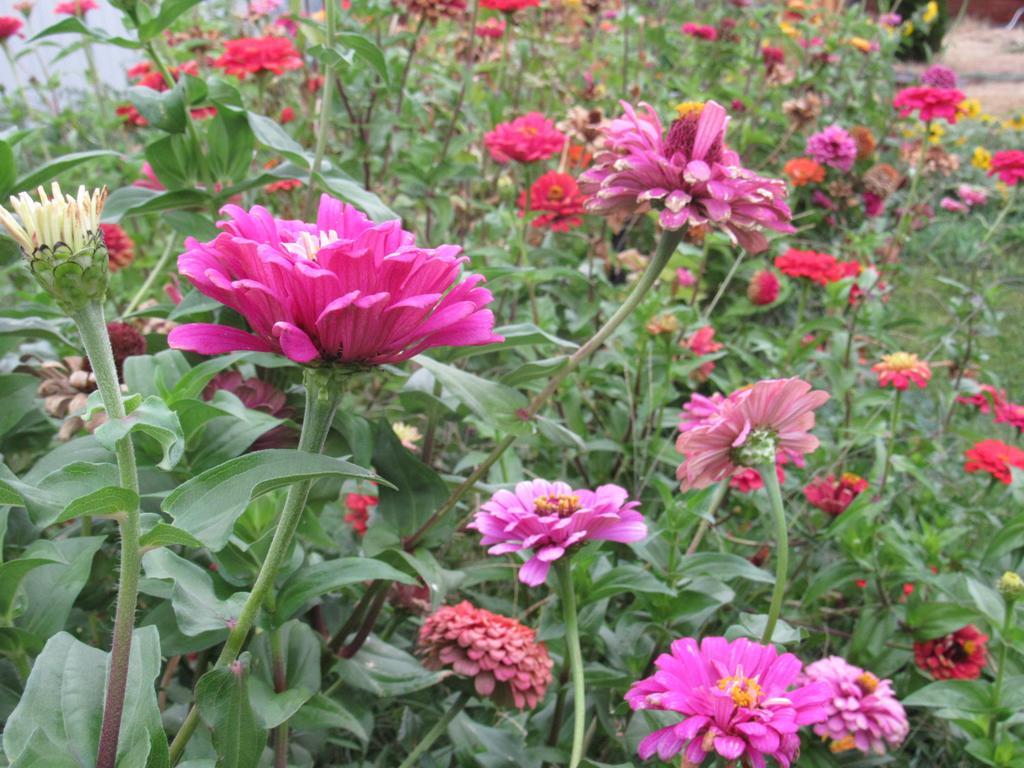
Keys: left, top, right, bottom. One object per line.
{"left": 0, "top": 461, "right": 118, "bottom": 526}
{"left": 137, "top": 0, "right": 205, "bottom": 40}
{"left": 676, "top": 553, "right": 774, "bottom": 584}
{"left": 145, "top": 133, "right": 197, "bottom": 189}
{"left": 141, "top": 548, "right": 248, "bottom": 636}
{"left": 0, "top": 555, "right": 62, "bottom": 619}
{"left": 129, "top": 84, "right": 187, "bottom": 133}
{"left": 247, "top": 112, "right": 308, "bottom": 164}
{"left": 903, "top": 680, "right": 993, "bottom": 713}
{"left": 586, "top": 564, "right": 674, "bottom": 604}
{"left": 906, "top": 603, "right": 982, "bottom": 640}
{"left": 29, "top": 17, "right": 141, "bottom": 48}
{"left": 414, "top": 356, "right": 529, "bottom": 434}
{"left": 276, "top": 557, "right": 417, "bottom": 621}
{"left": 94, "top": 396, "right": 185, "bottom": 470}
{"left": 0, "top": 139, "right": 15, "bottom": 196}
{"left": 0, "top": 374, "right": 40, "bottom": 438}
{"left": 249, "top": 620, "right": 321, "bottom": 728}
{"left": 315, "top": 170, "right": 398, "bottom": 223}
{"left": 16, "top": 537, "right": 104, "bottom": 638}
{"left": 337, "top": 33, "right": 389, "bottom": 82}
{"left": 56, "top": 486, "right": 139, "bottom": 525}
{"left": 196, "top": 655, "right": 267, "bottom": 768}
{"left": 12, "top": 150, "right": 121, "bottom": 195}
{"left": 332, "top": 637, "right": 449, "bottom": 697}
{"left": 726, "top": 614, "right": 802, "bottom": 645}
{"left": 102, "top": 187, "right": 211, "bottom": 222}
{"left": 163, "top": 449, "right": 380, "bottom": 550}
{"left": 290, "top": 693, "right": 367, "bottom": 741}
{"left": 2, "top": 628, "right": 167, "bottom": 768}
{"left": 138, "top": 519, "right": 204, "bottom": 550}
{"left": 0, "top": 315, "right": 72, "bottom": 345}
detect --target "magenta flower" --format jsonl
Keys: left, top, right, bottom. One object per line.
{"left": 579, "top": 101, "right": 794, "bottom": 253}
{"left": 484, "top": 112, "right": 566, "bottom": 164}
{"left": 675, "top": 378, "right": 830, "bottom": 490}
{"left": 626, "top": 636, "right": 830, "bottom": 767}
{"left": 678, "top": 392, "right": 727, "bottom": 433}
{"left": 805, "top": 124, "right": 858, "bottom": 172}
{"left": 468, "top": 479, "right": 646, "bottom": 586}
{"left": 921, "top": 64, "right": 957, "bottom": 89}
{"left": 801, "top": 656, "right": 909, "bottom": 755}
{"left": 168, "top": 196, "right": 502, "bottom": 365}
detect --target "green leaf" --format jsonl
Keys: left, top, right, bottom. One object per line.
{"left": 102, "top": 186, "right": 211, "bottom": 222}
{"left": 906, "top": 603, "right": 982, "bottom": 640}
{"left": 94, "top": 395, "right": 185, "bottom": 470}
{"left": 0, "top": 140, "right": 15, "bottom": 197}
{"left": 0, "top": 461, "right": 119, "bottom": 526}
{"left": 206, "top": 106, "right": 255, "bottom": 184}
{"left": 903, "top": 679, "right": 993, "bottom": 712}
{"left": 247, "top": 112, "right": 308, "bottom": 164}
{"left": 141, "top": 548, "right": 249, "bottom": 636}
{"left": 414, "top": 356, "right": 529, "bottom": 434}
{"left": 56, "top": 486, "right": 139, "bottom": 525}
{"left": 0, "top": 315, "right": 72, "bottom": 345}
{"left": 129, "top": 84, "right": 187, "bottom": 134}
{"left": 0, "top": 554, "right": 62, "bottom": 619}
{"left": 276, "top": 557, "right": 418, "bottom": 621}
{"left": 586, "top": 565, "right": 673, "bottom": 604}
{"left": 29, "top": 16, "right": 141, "bottom": 48}
{"left": 676, "top": 553, "right": 774, "bottom": 584}
{"left": 15, "top": 537, "right": 104, "bottom": 638}
{"left": 290, "top": 693, "right": 367, "bottom": 741}
{"left": 168, "top": 351, "right": 290, "bottom": 404}
{"left": 163, "top": 449, "right": 380, "bottom": 550}
{"left": 138, "top": 520, "right": 204, "bottom": 550}
{"left": 145, "top": 133, "right": 197, "bottom": 189}
{"left": 2, "top": 628, "right": 167, "bottom": 768}
{"left": 137, "top": 0, "right": 205, "bottom": 40}
{"left": 332, "top": 637, "right": 449, "bottom": 697}
{"left": 0, "top": 374, "right": 41, "bottom": 438}
{"left": 196, "top": 655, "right": 267, "bottom": 768}
{"left": 249, "top": 620, "right": 321, "bottom": 728}
{"left": 315, "top": 170, "right": 399, "bottom": 223}
{"left": 12, "top": 150, "right": 121, "bottom": 195}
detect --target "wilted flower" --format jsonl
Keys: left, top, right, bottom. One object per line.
{"left": 418, "top": 601, "right": 552, "bottom": 708}
{"left": 168, "top": 195, "right": 501, "bottom": 365}
{"left": 806, "top": 124, "right": 858, "bottom": 172}
{"left": 676, "top": 377, "right": 829, "bottom": 489}
{"left": 747, "top": 269, "right": 780, "bottom": 305}
{"left": 862, "top": 163, "right": 901, "bottom": 199}
{"left": 214, "top": 36, "right": 304, "bottom": 78}
{"left": 893, "top": 86, "right": 966, "bottom": 124}
{"left": 801, "top": 656, "right": 909, "bottom": 755}
{"left": 914, "top": 625, "right": 988, "bottom": 680}
{"left": 469, "top": 479, "right": 646, "bottom": 586}
{"left": 850, "top": 125, "right": 876, "bottom": 159}
{"left": 401, "top": 0, "right": 466, "bottom": 20}
{"left": 871, "top": 352, "right": 931, "bottom": 390}
{"left": 626, "top": 636, "right": 830, "bottom": 766}
{"left": 484, "top": 113, "right": 566, "bottom": 164}
{"left": 204, "top": 371, "right": 297, "bottom": 451}
{"left": 782, "top": 92, "right": 822, "bottom": 129}
{"left": 0, "top": 184, "right": 109, "bottom": 312}
{"left": 988, "top": 150, "right": 1024, "bottom": 186}
{"left": 579, "top": 101, "right": 794, "bottom": 253}
{"left": 34, "top": 356, "right": 102, "bottom": 441}
{"left": 646, "top": 313, "right": 680, "bottom": 336}
{"left": 803, "top": 473, "right": 868, "bottom": 516}
{"left": 518, "top": 171, "right": 588, "bottom": 231}
{"left": 964, "top": 439, "right": 1024, "bottom": 484}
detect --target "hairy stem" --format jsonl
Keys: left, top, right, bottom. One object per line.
{"left": 760, "top": 462, "right": 789, "bottom": 645}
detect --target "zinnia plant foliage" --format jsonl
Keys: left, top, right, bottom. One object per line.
{"left": 1, "top": 1, "right": 1023, "bottom": 767}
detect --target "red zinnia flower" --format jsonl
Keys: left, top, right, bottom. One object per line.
{"left": 214, "top": 36, "right": 304, "bottom": 79}
{"left": 418, "top": 601, "right": 553, "bottom": 709}
{"left": 914, "top": 625, "right": 988, "bottom": 680}
{"left": 892, "top": 86, "right": 966, "bottom": 124}
{"left": 480, "top": 0, "right": 539, "bottom": 11}
{"left": 279, "top": 106, "right": 295, "bottom": 124}
{"left": 871, "top": 352, "right": 931, "bottom": 390}
{"left": 681, "top": 22, "right": 718, "bottom": 41}
{"left": 0, "top": 16, "right": 23, "bottom": 41}
{"left": 783, "top": 157, "right": 826, "bottom": 187}
{"left": 803, "top": 472, "right": 868, "bottom": 516}
{"left": 988, "top": 150, "right": 1024, "bottom": 186}
{"left": 518, "top": 171, "right": 587, "bottom": 232}
{"left": 484, "top": 112, "right": 566, "bottom": 164}
{"left": 964, "top": 439, "right": 1024, "bottom": 484}
{"left": 100, "top": 223, "right": 135, "bottom": 271}
{"left": 774, "top": 248, "right": 838, "bottom": 285}
{"left": 54, "top": 0, "right": 97, "bottom": 16}
{"left": 343, "top": 493, "right": 377, "bottom": 535}
{"left": 747, "top": 269, "right": 780, "bottom": 305}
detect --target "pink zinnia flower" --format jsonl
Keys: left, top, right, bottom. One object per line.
{"left": 995, "top": 400, "right": 1024, "bottom": 431}
{"left": 626, "top": 636, "right": 830, "bottom": 766}
{"left": 469, "top": 479, "right": 646, "bottom": 586}
{"left": 747, "top": 269, "right": 779, "bottom": 305}
{"left": 921, "top": 64, "right": 957, "bottom": 89}
{"left": 988, "top": 150, "right": 1024, "bottom": 186}
{"left": 676, "top": 267, "right": 696, "bottom": 287}
{"left": 681, "top": 22, "right": 718, "bottom": 41}
{"left": 484, "top": 112, "right": 566, "bottom": 164}
{"left": 480, "top": 0, "right": 539, "bottom": 11}
{"left": 806, "top": 124, "right": 858, "bottom": 172}
{"left": 801, "top": 656, "right": 908, "bottom": 755}
{"left": 579, "top": 101, "right": 794, "bottom": 253}
{"left": 418, "top": 601, "right": 552, "bottom": 708}
{"left": 803, "top": 473, "right": 868, "bottom": 516}
{"left": 957, "top": 184, "right": 987, "bottom": 206}
{"left": 54, "top": 0, "right": 97, "bottom": 16}
{"left": 0, "top": 15, "right": 23, "bottom": 40}
{"left": 168, "top": 195, "right": 502, "bottom": 365}
{"left": 679, "top": 392, "right": 727, "bottom": 433}
{"left": 871, "top": 352, "right": 931, "bottom": 390}
{"left": 892, "top": 86, "right": 966, "bottom": 124}
{"left": 683, "top": 325, "right": 723, "bottom": 381}
{"left": 956, "top": 383, "right": 1005, "bottom": 414}
{"left": 675, "top": 378, "right": 829, "bottom": 490}
{"left": 213, "top": 36, "right": 304, "bottom": 78}
{"left": 940, "top": 197, "right": 968, "bottom": 213}
{"left": 475, "top": 16, "right": 505, "bottom": 37}
{"left": 862, "top": 191, "right": 884, "bottom": 217}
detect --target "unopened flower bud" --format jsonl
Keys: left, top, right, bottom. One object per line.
{"left": 998, "top": 571, "right": 1024, "bottom": 599}
{"left": 0, "top": 183, "right": 110, "bottom": 312}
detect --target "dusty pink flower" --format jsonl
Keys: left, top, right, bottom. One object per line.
{"left": 469, "top": 479, "right": 646, "bottom": 586}
{"left": 683, "top": 325, "right": 723, "bottom": 381}
{"left": 871, "top": 352, "right": 931, "bottom": 390}
{"left": 995, "top": 401, "right": 1024, "bottom": 431}
{"left": 626, "top": 636, "right": 830, "bottom": 766}
{"left": 676, "top": 267, "right": 696, "bottom": 287}
{"left": 801, "top": 656, "right": 909, "bottom": 755}
{"left": 168, "top": 195, "right": 502, "bottom": 365}
{"left": 678, "top": 392, "right": 727, "bottom": 433}
{"left": 806, "top": 124, "right": 858, "bottom": 172}
{"left": 940, "top": 197, "right": 968, "bottom": 213}
{"left": 675, "top": 378, "right": 830, "bottom": 490}
{"left": 579, "top": 101, "right": 794, "bottom": 253}
{"left": 921, "top": 64, "right": 957, "bottom": 89}
{"left": 484, "top": 112, "right": 566, "bottom": 164}
{"left": 418, "top": 601, "right": 552, "bottom": 709}
{"left": 956, "top": 383, "right": 1005, "bottom": 414}
{"left": 54, "top": 0, "right": 96, "bottom": 15}
{"left": 957, "top": 184, "right": 987, "bottom": 206}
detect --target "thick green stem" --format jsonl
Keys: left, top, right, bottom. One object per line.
{"left": 396, "top": 691, "right": 470, "bottom": 768}
{"left": 303, "top": 0, "right": 338, "bottom": 218}
{"left": 271, "top": 628, "right": 289, "bottom": 768}
{"left": 74, "top": 302, "right": 141, "bottom": 768}
{"left": 760, "top": 462, "right": 789, "bottom": 645}
{"left": 990, "top": 598, "right": 1016, "bottom": 738}
{"left": 168, "top": 367, "right": 343, "bottom": 764}
{"left": 556, "top": 560, "right": 586, "bottom": 768}
{"left": 878, "top": 389, "right": 902, "bottom": 496}
{"left": 403, "top": 228, "right": 684, "bottom": 549}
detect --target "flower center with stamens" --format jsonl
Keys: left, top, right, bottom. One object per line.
{"left": 663, "top": 102, "right": 724, "bottom": 164}
{"left": 716, "top": 674, "right": 763, "bottom": 708}
{"left": 856, "top": 672, "right": 879, "bottom": 693}
{"left": 547, "top": 184, "right": 565, "bottom": 200}
{"left": 829, "top": 735, "right": 857, "bottom": 753}
{"left": 534, "top": 493, "right": 581, "bottom": 517}
{"left": 732, "top": 427, "right": 778, "bottom": 468}
{"left": 880, "top": 352, "right": 918, "bottom": 371}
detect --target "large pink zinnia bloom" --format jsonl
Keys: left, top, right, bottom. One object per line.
{"left": 578, "top": 101, "right": 794, "bottom": 253}
{"left": 168, "top": 196, "right": 502, "bottom": 365}
{"left": 800, "top": 656, "right": 909, "bottom": 755}
{"left": 675, "top": 378, "right": 829, "bottom": 490}
{"left": 892, "top": 86, "right": 966, "bottom": 124}
{"left": 468, "top": 479, "right": 646, "bottom": 586}
{"left": 626, "top": 636, "right": 830, "bottom": 767}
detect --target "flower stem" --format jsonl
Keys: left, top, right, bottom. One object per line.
{"left": 168, "top": 367, "right": 343, "bottom": 764}
{"left": 403, "top": 228, "right": 684, "bottom": 550}
{"left": 303, "top": 0, "right": 338, "bottom": 218}
{"left": 437, "top": 0, "right": 480, "bottom": 167}
{"left": 271, "top": 627, "right": 289, "bottom": 768}
{"left": 122, "top": 237, "right": 176, "bottom": 317}
{"left": 73, "top": 301, "right": 141, "bottom": 768}
{"left": 878, "top": 389, "right": 902, "bottom": 496}
{"left": 760, "top": 462, "right": 789, "bottom": 645}
{"left": 555, "top": 560, "right": 586, "bottom": 768}
{"left": 989, "top": 597, "right": 1017, "bottom": 738}
{"left": 396, "top": 691, "right": 470, "bottom": 768}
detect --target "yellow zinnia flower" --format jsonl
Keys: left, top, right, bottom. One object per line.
{"left": 972, "top": 147, "right": 991, "bottom": 171}
{"left": 959, "top": 99, "right": 981, "bottom": 119}
{"left": 922, "top": 1, "right": 938, "bottom": 23}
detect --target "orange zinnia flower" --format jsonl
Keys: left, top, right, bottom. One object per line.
{"left": 784, "top": 157, "right": 826, "bottom": 187}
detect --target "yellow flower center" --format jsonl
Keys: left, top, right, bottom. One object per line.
{"left": 841, "top": 472, "right": 863, "bottom": 485}
{"left": 674, "top": 101, "right": 705, "bottom": 118}
{"left": 882, "top": 352, "right": 919, "bottom": 371}
{"left": 963, "top": 640, "right": 977, "bottom": 654}
{"left": 717, "top": 674, "right": 763, "bottom": 708}
{"left": 547, "top": 184, "right": 565, "bottom": 200}
{"left": 534, "top": 494, "right": 581, "bottom": 517}
{"left": 830, "top": 735, "right": 857, "bottom": 753}
{"left": 856, "top": 672, "right": 879, "bottom": 693}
